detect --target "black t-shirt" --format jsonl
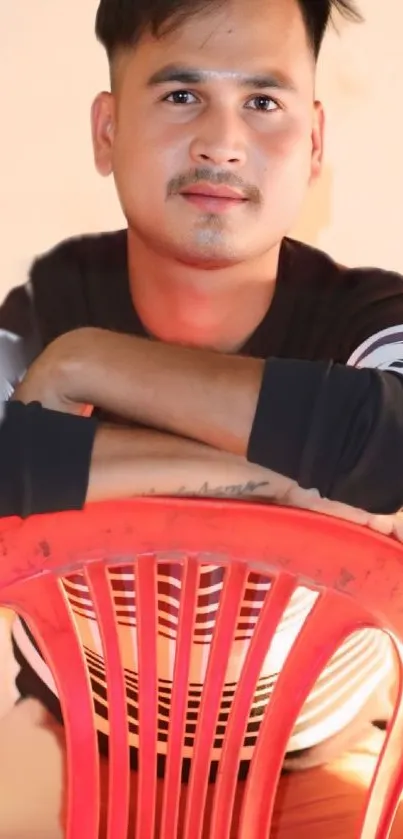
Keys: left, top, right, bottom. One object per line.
{"left": 2, "top": 231, "right": 403, "bottom": 511}
{"left": 1, "top": 231, "right": 403, "bottom": 769}
{"left": 3, "top": 230, "right": 403, "bottom": 365}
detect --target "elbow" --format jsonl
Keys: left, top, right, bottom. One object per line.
{"left": 247, "top": 360, "right": 403, "bottom": 516}
{"left": 313, "top": 373, "right": 403, "bottom": 515}
{"left": 328, "top": 464, "right": 403, "bottom": 516}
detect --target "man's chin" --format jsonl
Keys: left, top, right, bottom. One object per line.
{"left": 172, "top": 227, "right": 246, "bottom": 268}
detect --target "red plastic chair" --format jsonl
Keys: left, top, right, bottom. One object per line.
{"left": 0, "top": 497, "right": 403, "bottom": 839}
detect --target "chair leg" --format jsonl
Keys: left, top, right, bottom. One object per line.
{"left": 358, "top": 676, "right": 403, "bottom": 839}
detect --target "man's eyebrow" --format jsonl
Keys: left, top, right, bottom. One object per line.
{"left": 147, "top": 64, "right": 297, "bottom": 92}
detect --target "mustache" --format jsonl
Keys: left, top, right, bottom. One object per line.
{"left": 167, "top": 168, "right": 262, "bottom": 204}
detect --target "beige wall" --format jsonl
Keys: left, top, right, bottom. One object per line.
{"left": 0, "top": 0, "right": 402, "bottom": 299}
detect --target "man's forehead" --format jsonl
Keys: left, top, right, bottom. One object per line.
{"left": 112, "top": 0, "right": 314, "bottom": 90}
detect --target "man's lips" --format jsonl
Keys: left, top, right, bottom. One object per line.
{"left": 180, "top": 183, "right": 246, "bottom": 200}
{"left": 178, "top": 182, "right": 248, "bottom": 212}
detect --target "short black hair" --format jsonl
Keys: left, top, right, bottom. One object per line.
{"left": 95, "top": 0, "right": 362, "bottom": 64}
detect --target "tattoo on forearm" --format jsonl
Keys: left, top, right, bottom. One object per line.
{"left": 145, "top": 480, "right": 270, "bottom": 498}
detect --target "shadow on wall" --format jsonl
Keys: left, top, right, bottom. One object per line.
{"left": 292, "top": 165, "right": 333, "bottom": 248}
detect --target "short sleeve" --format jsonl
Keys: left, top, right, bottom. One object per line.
{"left": 0, "top": 282, "right": 41, "bottom": 400}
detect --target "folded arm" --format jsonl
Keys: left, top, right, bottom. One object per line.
{"left": 89, "top": 424, "right": 292, "bottom": 504}
{"left": 3, "top": 398, "right": 390, "bottom": 539}
{"left": 9, "top": 350, "right": 397, "bottom": 537}
{"left": 15, "top": 326, "right": 403, "bottom": 514}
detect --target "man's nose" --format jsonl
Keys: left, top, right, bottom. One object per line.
{"left": 189, "top": 106, "right": 248, "bottom": 168}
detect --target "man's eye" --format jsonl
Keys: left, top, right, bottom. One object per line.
{"left": 246, "top": 96, "right": 279, "bottom": 112}
{"left": 164, "top": 90, "right": 198, "bottom": 105}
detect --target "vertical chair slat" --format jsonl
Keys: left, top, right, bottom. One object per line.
{"left": 160, "top": 557, "right": 200, "bottom": 839}
{"left": 359, "top": 649, "right": 403, "bottom": 839}
{"left": 86, "top": 563, "right": 131, "bottom": 839}
{"left": 240, "top": 591, "right": 363, "bottom": 839}
{"left": 184, "top": 562, "right": 249, "bottom": 839}
{"left": 210, "top": 572, "right": 296, "bottom": 839}
{"left": 12, "top": 574, "right": 100, "bottom": 839}
{"left": 135, "top": 554, "right": 158, "bottom": 839}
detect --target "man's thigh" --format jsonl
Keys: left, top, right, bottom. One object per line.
{"left": 0, "top": 699, "right": 64, "bottom": 839}
{"left": 273, "top": 727, "right": 403, "bottom": 839}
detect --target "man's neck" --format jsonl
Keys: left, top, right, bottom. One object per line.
{"left": 127, "top": 232, "right": 281, "bottom": 353}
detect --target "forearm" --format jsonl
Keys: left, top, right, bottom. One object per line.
{"left": 80, "top": 338, "right": 403, "bottom": 515}
{"left": 0, "top": 397, "right": 291, "bottom": 517}
{"left": 28, "top": 329, "right": 264, "bottom": 455}
{"left": 88, "top": 425, "right": 293, "bottom": 503}
{"left": 88, "top": 426, "right": 391, "bottom": 535}
{"left": 16, "top": 327, "right": 403, "bottom": 515}
{"left": 2, "top": 400, "right": 393, "bottom": 539}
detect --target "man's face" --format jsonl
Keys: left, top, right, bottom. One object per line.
{"left": 92, "top": 0, "right": 324, "bottom": 268}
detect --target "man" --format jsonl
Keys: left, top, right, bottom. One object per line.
{"left": 1, "top": 0, "right": 403, "bottom": 834}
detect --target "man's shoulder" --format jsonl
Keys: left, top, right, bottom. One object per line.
{"left": 31, "top": 228, "right": 128, "bottom": 280}
{"left": 283, "top": 237, "right": 403, "bottom": 300}
{"left": 27, "top": 229, "right": 130, "bottom": 344}
{"left": 277, "top": 238, "right": 403, "bottom": 364}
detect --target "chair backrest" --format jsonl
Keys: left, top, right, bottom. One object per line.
{"left": 0, "top": 497, "right": 402, "bottom": 839}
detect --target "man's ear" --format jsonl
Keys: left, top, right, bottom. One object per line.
{"left": 310, "top": 101, "right": 325, "bottom": 183}
{"left": 91, "top": 92, "right": 116, "bottom": 177}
